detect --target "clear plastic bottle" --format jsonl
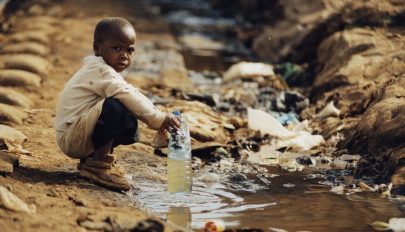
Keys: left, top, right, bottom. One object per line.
{"left": 167, "top": 111, "right": 192, "bottom": 194}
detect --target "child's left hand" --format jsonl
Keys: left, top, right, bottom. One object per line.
{"left": 158, "top": 113, "right": 181, "bottom": 137}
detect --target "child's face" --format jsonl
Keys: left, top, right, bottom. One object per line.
{"left": 94, "top": 26, "right": 136, "bottom": 73}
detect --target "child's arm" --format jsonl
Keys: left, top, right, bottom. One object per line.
{"left": 95, "top": 71, "right": 174, "bottom": 130}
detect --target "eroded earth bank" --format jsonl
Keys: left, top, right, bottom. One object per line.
{"left": 0, "top": 0, "right": 404, "bottom": 231}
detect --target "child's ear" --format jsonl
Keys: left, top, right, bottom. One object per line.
{"left": 93, "top": 42, "right": 100, "bottom": 55}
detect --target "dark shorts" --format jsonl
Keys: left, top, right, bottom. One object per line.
{"left": 91, "top": 97, "right": 139, "bottom": 150}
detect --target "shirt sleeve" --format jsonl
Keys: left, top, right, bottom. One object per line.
{"left": 95, "top": 68, "right": 166, "bottom": 129}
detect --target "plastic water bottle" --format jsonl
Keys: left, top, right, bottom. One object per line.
{"left": 167, "top": 111, "right": 192, "bottom": 194}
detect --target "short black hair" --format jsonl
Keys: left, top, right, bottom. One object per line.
{"left": 94, "top": 17, "right": 134, "bottom": 43}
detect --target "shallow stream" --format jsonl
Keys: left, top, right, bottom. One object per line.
{"left": 127, "top": 168, "right": 403, "bottom": 231}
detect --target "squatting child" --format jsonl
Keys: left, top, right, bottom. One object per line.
{"left": 54, "top": 17, "right": 180, "bottom": 191}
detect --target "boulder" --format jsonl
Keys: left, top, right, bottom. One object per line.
{"left": 252, "top": 0, "right": 401, "bottom": 63}
{"left": 0, "top": 124, "right": 27, "bottom": 151}
{"left": 313, "top": 28, "right": 405, "bottom": 116}
{"left": 0, "top": 69, "right": 41, "bottom": 87}
{"left": 0, "top": 151, "right": 19, "bottom": 174}
{"left": 347, "top": 77, "right": 405, "bottom": 153}
{"left": 0, "top": 42, "right": 50, "bottom": 57}
{"left": 0, "top": 103, "right": 26, "bottom": 125}
{"left": 0, "top": 87, "right": 33, "bottom": 108}
{"left": 0, "top": 54, "right": 50, "bottom": 77}
{"left": 8, "top": 31, "right": 50, "bottom": 45}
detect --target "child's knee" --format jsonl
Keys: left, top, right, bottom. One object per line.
{"left": 104, "top": 97, "right": 127, "bottom": 112}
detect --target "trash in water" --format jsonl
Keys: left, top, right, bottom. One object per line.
{"left": 247, "top": 108, "right": 324, "bottom": 152}
{"left": 204, "top": 219, "right": 225, "bottom": 232}
{"left": 330, "top": 185, "right": 345, "bottom": 195}
{"left": 371, "top": 217, "right": 405, "bottom": 232}
{"left": 271, "top": 91, "right": 309, "bottom": 113}
{"left": 282, "top": 183, "right": 296, "bottom": 188}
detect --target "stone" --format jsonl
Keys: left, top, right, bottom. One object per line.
{"left": 0, "top": 103, "right": 26, "bottom": 124}
{"left": 0, "top": 54, "right": 50, "bottom": 77}
{"left": 0, "top": 42, "right": 50, "bottom": 57}
{"left": 0, "top": 69, "right": 41, "bottom": 87}
{"left": 0, "top": 186, "right": 36, "bottom": 213}
{"left": 0, "top": 87, "right": 33, "bottom": 108}
{"left": 8, "top": 31, "right": 50, "bottom": 45}
{"left": 0, "top": 151, "right": 19, "bottom": 174}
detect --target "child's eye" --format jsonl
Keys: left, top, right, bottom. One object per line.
{"left": 112, "top": 47, "right": 121, "bottom": 52}
{"left": 128, "top": 48, "right": 135, "bottom": 54}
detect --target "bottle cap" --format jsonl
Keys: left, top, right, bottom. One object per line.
{"left": 172, "top": 111, "right": 181, "bottom": 116}
{"left": 204, "top": 219, "right": 225, "bottom": 232}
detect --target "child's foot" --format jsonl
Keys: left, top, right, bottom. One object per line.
{"left": 79, "top": 157, "right": 130, "bottom": 191}
{"left": 77, "top": 153, "right": 117, "bottom": 170}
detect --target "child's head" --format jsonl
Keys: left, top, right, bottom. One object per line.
{"left": 93, "top": 17, "right": 136, "bottom": 73}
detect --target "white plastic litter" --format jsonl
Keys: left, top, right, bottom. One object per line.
{"left": 371, "top": 217, "right": 405, "bottom": 232}
{"left": 223, "top": 62, "right": 275, "bottom": 82}
{"left": 315, "top": 101, "right": 341, "bottom": 119}
{"left": 247, "top": 108, "right": 324, "bottom": 152}
{"left": 330, "top": 185, "right": 345, "bottom": 195}
{"left": 0, "top": 186, "right": 36, "bottom": 214}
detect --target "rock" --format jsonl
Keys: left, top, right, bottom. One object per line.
{"left": 0, "top": 87, "right": 33, "bottom": 108}
{"left": 391, "top": 166, "right": 405, "bottom": 190}
{"left": 0, "top": 54, "right": 50, "bottom": 77}
{"left": 0, "top": 125, "right": 27, "bottom": 144}
{"left": 0, "top": 124, "right": 27, "bottom": 150}
{"left": 0, "top": 151, "right": 19, "bottom": 174}
{"left": 347, "top": 77, "right": 405, "bottom": 153}
{"left": 0, "top": 69, "right": 41, "bottom": 87}
{"left": 315, "top": 101, "right": 341, "bottom": 119}
{"left": 0, "top": 103, "right": 27, "bottom": 124}
{"left": 313, "top": 28, "right": 404, "bottom": 115}
{"left": 0, "top": 42, "right": 50, "bottom": 57}
{"left": 199, "top": 172, "right": 220, "bottom": 183}
{"left": 378, "top": 148, "right": 405, "bottom": 185}
{"left": 8, "top": 31, "right": 50, "bottom": 44}
{"left": 0, "top": 186, "right": 36, "bottom": 214}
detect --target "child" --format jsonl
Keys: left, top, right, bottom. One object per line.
{"left": 54, "top": 17, "right": 180, "bottom": 191}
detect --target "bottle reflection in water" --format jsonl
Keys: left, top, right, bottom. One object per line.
{"left": 167, "top": 207, "right": 191, "bottom": 231}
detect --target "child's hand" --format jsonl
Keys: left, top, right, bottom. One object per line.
{"left": 158, "top": 113, "right": 181, "bottom": 137}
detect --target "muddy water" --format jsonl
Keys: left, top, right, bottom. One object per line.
{"left": 126, "top": 169, "right": 403, "bottom": 231}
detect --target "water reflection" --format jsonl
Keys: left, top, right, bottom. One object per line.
{"left": 128, "top": 178, "right": 273, "bottom": 230}
{"left": 167, "top": 207, "right": 192, "bottom": 231}
{"left": 127, "top": 174, "right": 403, "bottom": 231}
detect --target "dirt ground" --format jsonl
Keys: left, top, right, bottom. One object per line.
{"left": 0, "top": 1, "right": 179, "bottom": 231}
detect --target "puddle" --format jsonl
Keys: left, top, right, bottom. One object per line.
{"left": 127, "top": 170, "right": 403, "bottom": 231}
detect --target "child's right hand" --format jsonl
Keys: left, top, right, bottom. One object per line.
{"left": 158, "top": 113, "right": 181, "bottom": 137}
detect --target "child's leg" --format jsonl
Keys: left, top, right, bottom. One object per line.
{"left": 79, "top": 98, "right": 138, "bottom": 191}
{"left": 91, "top": 97, "right": 138, "bottom": 161}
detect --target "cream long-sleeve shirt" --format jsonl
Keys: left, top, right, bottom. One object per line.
{"left": 54, "top": 55, "right": 166, "bottom": 132}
